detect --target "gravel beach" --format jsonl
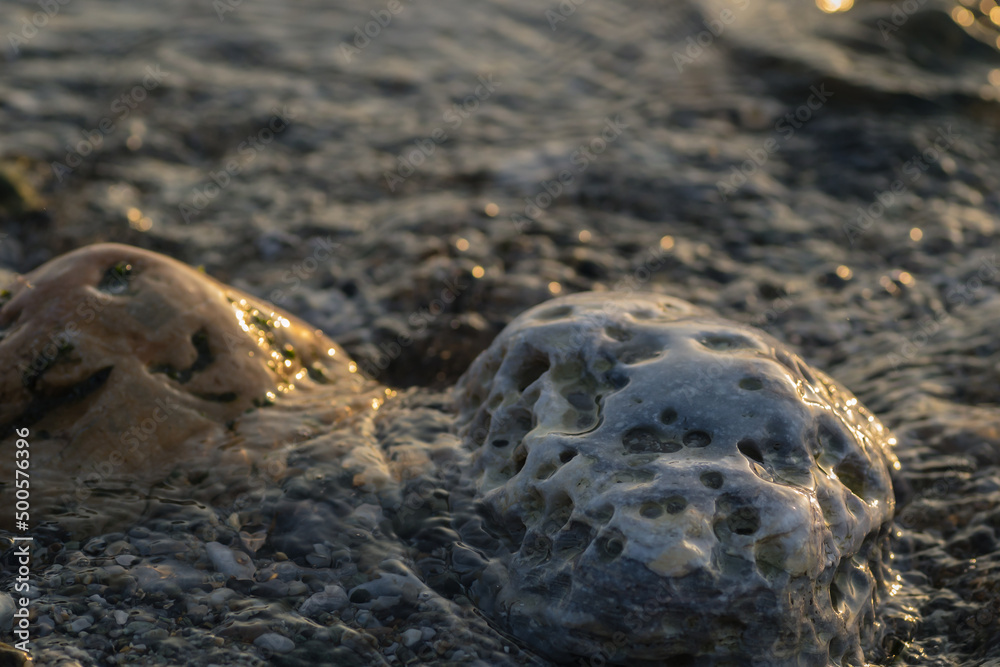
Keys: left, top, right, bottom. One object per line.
{"left": 2, "top": 0, "right": 1000, "bottom": 664}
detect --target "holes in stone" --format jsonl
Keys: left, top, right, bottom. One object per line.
{"left": 98, "top": 261, "right": 134, "bottom": 295}
{"left": 739, "top": 378, "right": 763, "bottom": 391}
{"left": 614, "top": 469, "right": 655, "bottom": 484}
{"left": 149, "top": 329, "right": 214, "bottom": 384}
{"left": 727, "top": 507, "right": 760, "bottom": 535}
{"left": 535, "top": 305, "right": 573, "bottom": 321}
{"left": 683, "top": 430, "right": 711, "bottom": 447}
{"left": 559, "top": 449, "right": 578, "bottom": 464}
{"left": 542, "top": 495, "right": 574, "bottom": 533}
{"left": 515, "top": 353, "right": 550, "bottom": 391}
{"left": 700, "top": 334, "right": 751, "bottom": 351}
{"left": 551, "top": 359, "right": 584, "bottom": 382}
{"left": 660, "top": 408, "right": 678, "bottom": 425}
{"left": 566, "top": 392, "right": 594, "bottom": 410}
{"left": 795, "top": 359, "right": 817, "bottom": 386}
{"left": 521, "top": 488, "right": 544, "bottom": 515}
{"left": 519, "top": 532, "right": 552, "bottom": 567}
{"left": 620, "top": 344, "right": 661, "bottom": 365}
{"left": 595, "top": 532, "right": 626, "bottom": 562}
{"left": 775, "top": 350, "right": 798, "bottom": 375}
{"left": 830, "top": 582, "right": 844, "bottom": 613}
{"left": 622, "top": 427, "right": 681, "bottom": 454}
{"left": 738, "top": 439, "right": 764, "bottom": 465}
{"left": 664, "top": 495, "right": 687, "bottom": 514}
{"left": 511, "top": 444, "right": 528, "bottom": 475}
{"left": 589, "top": 504, "right": 614, "bottom": 523}
{"left": 535, "top": 462, "right": 558, "bottom": 480}
{"left": 605, "top": 325, "right": 632, "bottom": 341}
{"left": 491, "top": 439, "right": 509, "bottom": 448}
{"left": 639, "top": 502, "right": 663, "bottom": 519}
{"left": 553, "top": 521, "right": 594, "bottom": 560}
{"left": 715, "top": 496, "right": 760, "bottom": 539}
{"left": 606, "top": 370, "right": 630, "bottom": 390}
{"left": 700, "top": 471, "right": 724, "bottom": 489}
{"left": 519, "top": 407, "right": 537, "bottom": 430}
{"left": 835, "top": 456, "right": 868, "bottom": 499}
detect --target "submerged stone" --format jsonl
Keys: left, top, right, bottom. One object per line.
{"left": 0, "top": 243, "right": 378, "bottom": 535}
{"left": 455, "top": 291, "right": 899, "bottom": 666}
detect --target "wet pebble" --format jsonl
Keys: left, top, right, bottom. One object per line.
{"left": 299, "top": 585, "right": 349, "bottom": 616}
{"left": 205, "top": 542, "right": 256, "bottom": 580}
{"left": 253, "top": 632, "right": 295, "bottom": 654}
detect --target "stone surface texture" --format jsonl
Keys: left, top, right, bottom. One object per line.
{"left": 456, "top": 291, "right": 900, "bottom": 666}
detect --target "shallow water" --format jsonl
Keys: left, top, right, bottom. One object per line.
{"left": 1, "top": 0, "right": 1000, "bottom": 664}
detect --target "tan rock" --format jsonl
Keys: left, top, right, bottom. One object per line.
{"left": 0, "top": 243, "right": 379, "bottom": 535}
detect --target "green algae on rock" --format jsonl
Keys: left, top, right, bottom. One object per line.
{"left": 455, "top": 291, "right": 901, "bottom": 666}
{"left": 0, "top": 243, "right": 385, "bottom": 537}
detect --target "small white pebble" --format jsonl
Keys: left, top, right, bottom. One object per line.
{"left": 69, "top": 616, "right": 93, "bottom": 633}
{"left": 401, "top": 628, "right": 423, "bottom": 648}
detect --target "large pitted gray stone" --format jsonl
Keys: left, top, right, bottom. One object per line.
{"left": 455, "top": 291, "right": 900, "bottom": 666}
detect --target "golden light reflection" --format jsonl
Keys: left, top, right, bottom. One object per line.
{"left": 548, "top": 281, "right": 562, "bottom": 294}
{"left": 327, "top": 347, "right": 336, "bottom": 356}
{"left": 348, "top": 361, "right": 358, "bottom": 373}
{"left": 879, "top": 275, "right": 899, "bottom": 295}
{"left": 983, "top": 0, "right": 998, "bottom": 14}
{"left": 484, "top": 203, "right": 499, "bottom": 217}
{"left": 816, "top": 0, "right": 853, "bottom": 12}
{"left": 126, "top": 212, "right": 153, "bottom": 232}
{"left": 952, "top": 6, "right": 975, "bottom": 25}
{"left": 897, "top": 271, "right": 914, "bottom": 286}
{"left": 909, "top": 227, "right": 923, "bottom": 241}
{"left": 579, "top": 230, "right": 592, "bottom": 242}
{"left": 456, "top": 238, "right": 470, "bottom": 251}
{"left": 835, "top": 265, "right": 852, "bottom": 280}
{"left": 660, "top": 235, "right": 675, "bottom": 251}
{"left": 472, "top": 265, "right": 485, "bottom": 278}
